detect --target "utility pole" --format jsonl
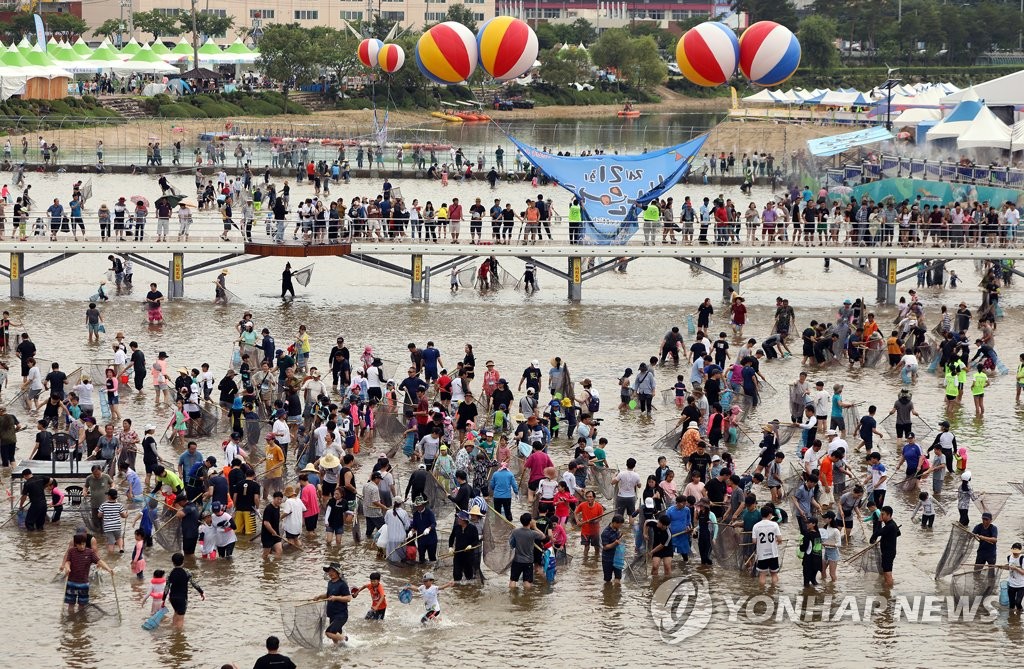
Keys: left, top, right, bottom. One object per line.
{"left": 118, "top": 0, "right": 131, "bottom": 47}
{"left": 191, "top": 0, "right": 199, "bottom": 69}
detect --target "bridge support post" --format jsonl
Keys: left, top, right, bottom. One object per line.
{"left": 423, "top": 265, "right": 431, "bottom": 303}
{"left": 411, "top": 254, "right": 424, "bottom": 302}
{"left": 568, "top": 257, "right": 582, "bottom": 303}
{"left": 876, "top": 257, "right": 896, "bottom": 305}
{"left": 9, "top": 252, "right": 23, "bottom": 298}
{"left": 168, "top": 252, "right": 184, "bottom": 298}
{"left": 723, "top": 257, "right": 741, "bottom": 300}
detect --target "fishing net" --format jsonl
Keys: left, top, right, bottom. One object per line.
{"left": 842, "top": 405, "right": 861, "bottom": 433}
{"left": 79, "top": 500, "right": 102, "bottom": 535}
{"left": 221, "top": 287, "right": 244, "bottom": 305}
{"left": 153, "top": 515, "right": 183, "bottom": 552}
{"left": 245, "top": 417, "right": 269, "bottom": 450}
{"left": 193, "top": 405, "right": 220, "bottom": 437}
{"left": 624, "top": 553, "right": 649, "bottom": 583}
{"left": 455, "top": 264, "right": 477, "bottom": 288}
{"left": 482, "top": 511, "right": 513, "bottom": 574}
{"left": 292, "top": 264, "right": 314, "bottom": 287}
{"left": 661, "top": 389, "right": 676, "bottom": 406}
{"left": 935, "top": 524, "right": 977, "bottom": 579}
{"left": 950, "top": 567, "right": 1001, "bottom": 599}
{"left": 650, "top": 425, "right": 683, "bottom": 451}
{"left": 863, "top": 347, "right": 886, "bottom": 368}
{"left": 587, "top": 465, "right": 618, "bottom": 500}
{"left": 975, "top": 492, "right": 1011, "bottom": 520}
{"left": 776, "top": 426, "right": 797, "bottom": 446}
{"left": 912, "top": 415, "right": 934, "bottom": 437}
{"left": 845, "top": 542, "right": 884, "bottom": 574}
{"left": 1008, "top": 482, "right": 1024, "bottom": 497}
{"left": 372, "top": 408, "right": 407, "bottom": 441}
{"left": 712, "top": 525, "right": 754, "bottom": 572}
{"left": 506, "top": 452, "right": 524, "bottom": 478}
{"left": 424, "top": 473, "right": 454, "bottom": 514}
{"left": 281, "top": 601, "right": 326, "bottom": 650}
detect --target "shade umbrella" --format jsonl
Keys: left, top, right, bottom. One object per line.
{"left": 131, "top": 195, "right": 150, "bottom": 208}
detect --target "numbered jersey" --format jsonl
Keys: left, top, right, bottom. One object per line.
{"left": 752, "top": 519, "right": 781, "bottom": 560}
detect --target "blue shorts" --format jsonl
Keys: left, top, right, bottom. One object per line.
{"left": 109, "top": 395, "right": 119, "bottom": 405}
{"left": 64, "top": 581, "right": 89, "bottom": 605}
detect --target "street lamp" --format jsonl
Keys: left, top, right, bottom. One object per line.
{"left": 882, "top": 73, "right": 901, "bottom": 132}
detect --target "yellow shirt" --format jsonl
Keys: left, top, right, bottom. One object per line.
{"left": 266, "top": 444, "right": 285, "bottom": 478}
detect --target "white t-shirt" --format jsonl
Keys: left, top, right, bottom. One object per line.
{"left": 752, "top": 519, "right": 781, "bottom": 560}
{"left": 272, "top": 418, "right": 290, "bottom": 445}
{"left": 537, "top": 478, "right": 558, "bottom": 500}
{"left": 819, "top": 526, "right": 841, "bottom": 551}
{"left": 113, "top": 350, "right": 127, "bottom": 367}
{"left": 201, "top": 370, "right": 214, "bottom": 390}
{"left": 451, "top": 377, "right": 465, "bottom": 403}
{"left": 902, "top": 354, "right": 919, "bottom": 368}
{"left": 813, "top": 391, "right": 830, "bottom": 416}
{"left": 827, "top": 437, "right": 849, "bottom": 455}
{"left": 366, "top": 367, "right": 384, "bottom": 390}
{"left": 27, "top": 366, "right": 42, "bottom": 390}
{"left": 313, "top": 425, "right": 328, "bottom": 456}
{"left": 281, "top": 497, "right": 306, "bottom": 535}
{"left": 419, "top": 584, "right": 440, "bottom": 612}
{"left": 1008, "top": 554, "right": 1024, "bottom": 588}
{"left": 802, "top": 447, "right": 822, "bottom": 471}
{"left": 615, "top": 470, "right": 641, "bottom": 498}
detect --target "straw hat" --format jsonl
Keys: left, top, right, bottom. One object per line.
{"left": 319, "top": 454, "right": 341, "bottom": 469}
{"left": 284, "top": 485, "right": 297, "bottom": 497}
{"left": 301, "top": 463, "right": 319, "bottom": 473}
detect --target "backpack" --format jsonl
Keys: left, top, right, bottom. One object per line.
{"left": 587, "top": 393, "right": 600, "bottom": 414}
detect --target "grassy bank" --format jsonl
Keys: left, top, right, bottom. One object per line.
{"left": 0, "top": 96, "right": 121, "bottom": 133}
{"left": 142, "top": 91, "right": 309, "bottom": 118}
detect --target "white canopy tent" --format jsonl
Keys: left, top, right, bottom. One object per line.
{"left": 942, "top": 70, "right": 1024, "bottom": 107}
{"left": 928, "top": 88, "right": 983, "bottom": 140}
{"left": 956, "top": 106, "right": 1013, "bottom": 150}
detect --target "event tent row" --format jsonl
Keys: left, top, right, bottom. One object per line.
{"left": 743, "top": 82, "right": 961, "bottom": 111}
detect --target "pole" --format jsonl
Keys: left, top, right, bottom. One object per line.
{"left": 191, "top": 0, "right": 199, "bottom": 71}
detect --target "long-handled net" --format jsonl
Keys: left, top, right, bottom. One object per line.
{"left": 482, "top": 510, "right": 513, "bottom": 574}
{"left": 650, "top": 425, "right": 683, "bottom": 451}
{"left": 776, "top": 426, "right": 797, "bottom": 446}
{"left": 587, "top": 465, "right": 618, "bottom": 501}
{"left": 424, "top": 473, "right": 454, "bottom": 515}
{"left": 950, "top": 566, "right": 1003, "bottom": 599}
{"left": 844, "top": 541, "right": 884, "bottom": 574}
{"left": 1008, "top": 482, "right": 1024, "bottom": 497}
{"left": 153, "top": 515, "right": 183, "bottom": 552}
{"left": 371, "top": 408, "right": 407, "bottom": 441}
{"left": 245, "top": 417, "right": 270, "bottom": 450}
{"left": 935, "top": 523, "right": 978, "bottom": 579}
{"left": 79, "top": 500, "right": 102, "bottom": 535}
{"left": 842, "top": 405, "right": 861, "bottom": 434}
{"left": 624, "top": 552, "right": 649, "bottom": 584}
{"left": 975, "top": 492, "right": 1011, "bottom": 520}
{"left": 712, "top": 524, "right": 754, "bottom": 572}
{"left": 292, "top": 264, "right": 314, "bottom": 287}
{"left": 281, "top": 601, "right": 326, "bottom": 650}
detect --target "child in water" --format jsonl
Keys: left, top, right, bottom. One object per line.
{"left": 351, "top": 571, "right": 387, "bottom": 620}
{"left": 405, "top": 572, "right": 454, "bottom": 624}
{"left": 130, "top": 529, "right": 146, "bottom": 579}
{"left": 141, "top": 569, "right": 166, "bottom": 614}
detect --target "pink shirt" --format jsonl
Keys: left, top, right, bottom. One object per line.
{"left": 300, "top": 483, "right": 320, "bottom": 518}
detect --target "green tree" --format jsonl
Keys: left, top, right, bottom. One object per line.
{"left": 442, "top": 4, "right": 478, "bottom": 32}
{"left": 308, "top": 26, "right": 360, "bottom": 96}
{"left": 178, "top": 10, "right": 235, "bottom": 39}
{"left": 132, "top": 10, "right": 179, "bottom": 38}
{"left": 589, "top": 29, "right": 633, "bottom": 72}
{"left": 567, "top": 18, "right": 597, "bottom": 45}
{"left": 627, "top": 23, "right": 675, "bottom": 51}
{"left": 538, "top": 47, "right": 591, "bottom": 86}
{"left": 93, "top": 18, "right": 125, "bottom": 40}
{"left": 730, "top": 0, "right": 798, "bottom": 27}
{"left": 11, "top": 12, "right": 88, "bottom": 41}
{"left": 536, "top": 22, "right": 560, "bottom": 50}
{"left": 799, "top": 16, "right": 839, "bottom": 72}
{"left": 627, "top": 35, "right": 667, "bottom": 86}
{"left": 256, "top": 23, "right": 318, "bottom": 111}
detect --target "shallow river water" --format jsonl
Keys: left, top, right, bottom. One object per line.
{"left": 1, "top": 170, "right": 1023, "bottom": 668}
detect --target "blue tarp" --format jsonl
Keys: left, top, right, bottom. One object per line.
{"left": 509, "top": 135, "right": 707, "bottom": 244}
{"left": 806, "top": 126, "right": 895, "bottom": 157}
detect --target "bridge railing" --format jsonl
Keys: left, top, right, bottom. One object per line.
{"left": 4, "top": 209, "right": 1020, "bottom": 249}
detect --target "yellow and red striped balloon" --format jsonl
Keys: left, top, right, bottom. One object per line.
{"left": 416, "top": 21, "right": 478, "bottom": 84}
{"left": 675, "top": 22, "right": 739, "bottom": 87}
{"left": 477, "top": 16, "right": 538, "bottom": 82}
{"left": 378, "top": 43, "right": 405, "bottom": 74}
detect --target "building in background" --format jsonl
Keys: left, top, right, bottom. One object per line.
{"left": 82, "top": 0, "right": 494, "bottom": 42}
{"left": 495, "top": 0, "right": 737, "bottom": 31}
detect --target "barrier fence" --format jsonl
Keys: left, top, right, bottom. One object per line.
{"left": 826, "top": 155, "right": 1024, "bottom": 189}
